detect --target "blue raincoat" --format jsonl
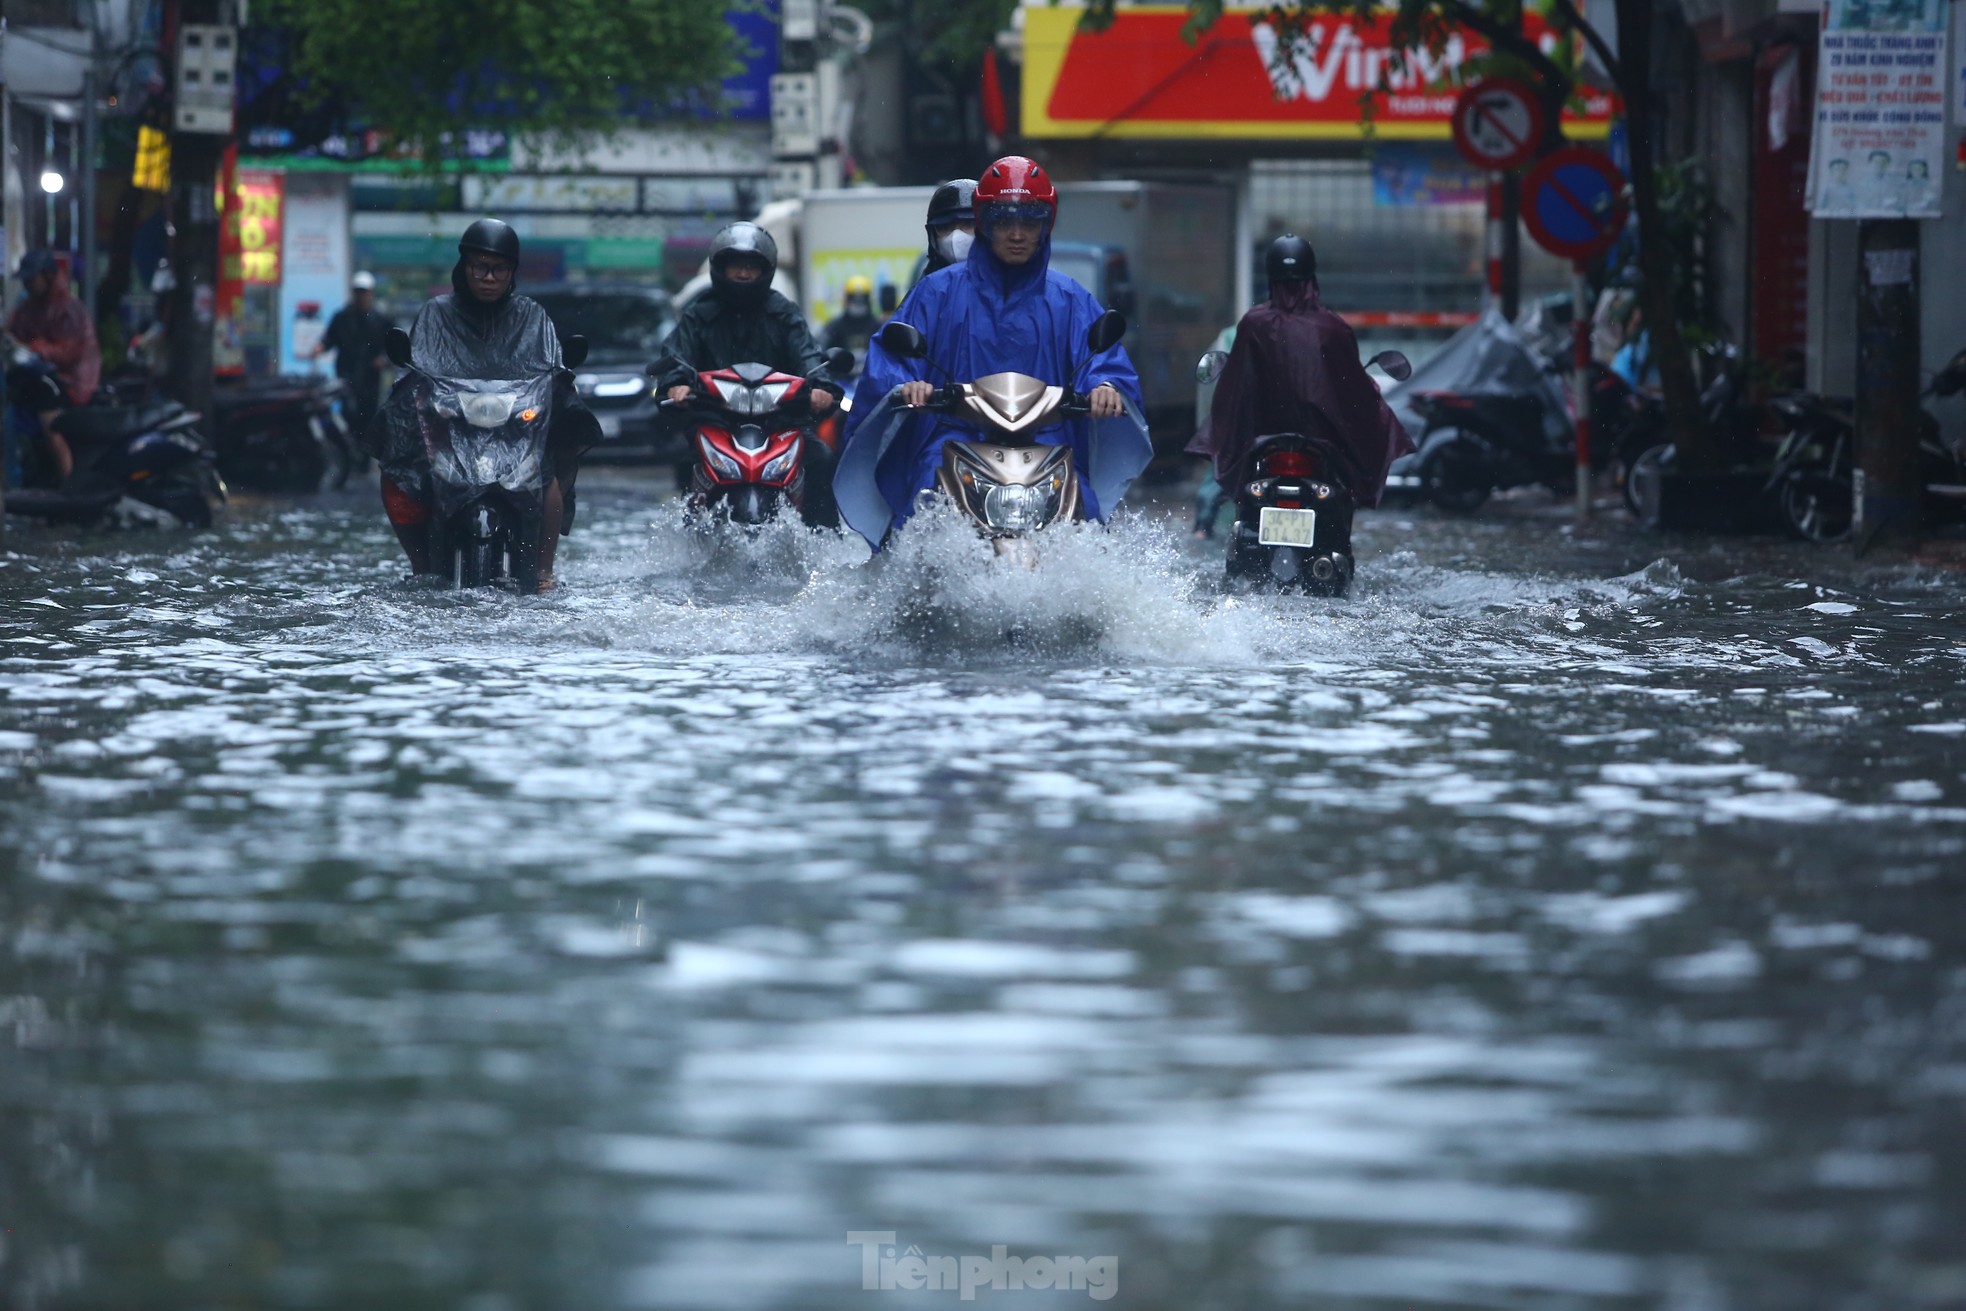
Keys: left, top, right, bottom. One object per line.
{"left": 835, "top": 223, "right": 1150, "bottom": 550}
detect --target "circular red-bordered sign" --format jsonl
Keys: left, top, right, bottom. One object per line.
{"left": 1451, "top": 79, "right": 1546, "bottom": 174}
{"left": 1522, "top": 147, "right": 1630, "bottom": 263}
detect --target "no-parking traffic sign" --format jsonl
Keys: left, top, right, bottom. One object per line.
{"left": 1450, "top": 79, "right": 1545, "bottom": 174}
{"left": 1522, "top": 147, "right": 1630, "bottom": 263}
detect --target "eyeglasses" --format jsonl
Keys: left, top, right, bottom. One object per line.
{"left": 464, "top": 258, "right": 514, "bottom": 280}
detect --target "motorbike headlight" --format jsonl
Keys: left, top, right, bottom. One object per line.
{"left": 698, "top": 435, "right": 744, "bottom": 481}
{"left": 461, "top": 392, "right": 517, "bottom": 428}
{"left": 759, "top": 444, "right": 799, "bottom": 483}
{"left": 980, "top": 482, "right": 1056, "bottom": 532}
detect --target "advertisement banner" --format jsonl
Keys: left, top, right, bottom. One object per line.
{"left": 1371, "top": 144, "right": 1488, "bottom": 203}
{"left": 233, "top": 169, "right": 285, "bottom": 284}
{"left": 279, "top": 173, "right": 352, "bottom": 377}
{"left": 1806, "top": 0, "right": 1947, "bottom": 217}
{"left": 1022, "top": 5, "right": 1615, "bottom": 140}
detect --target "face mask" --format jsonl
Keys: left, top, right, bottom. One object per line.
{"left": 935, "top": 229, "right": 974, "bottom": 263}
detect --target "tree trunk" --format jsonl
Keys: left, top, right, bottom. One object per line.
{"left": 1616, "top": 0, "right": 1711, "bottom": 468}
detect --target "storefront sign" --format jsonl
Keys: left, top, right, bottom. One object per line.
{"left": 1806, "top": 0, "right": 1947, "bottom": 218}
{"left": 1022, "top": 5, "right": 1615, "bottom": 140}
{"left": 233, "top": 169, "right": 285, "bottom": 283}
{"left": 1371, "top": 143, "right": 1488, "bottom": 204}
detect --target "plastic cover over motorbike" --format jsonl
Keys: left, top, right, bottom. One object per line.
{"left": 368, "top": 291, "right": 563, "bottom": 498}
{"left": 1380, "top": 308, "right": 1571, "bottom": 447}
{"left": 419, "top": 374, "right": 555, "bottom": 515}
{"left": 835, "top": 388, "right": 1152, "bottom": 551}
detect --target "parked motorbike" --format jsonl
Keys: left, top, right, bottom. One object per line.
{"left": 1762, "top": 347, "right": 1966, "bottom": 542}
{"left": 4, "top": 346, "right": 223, "bottom": 529}
{"left": 656, "top": 348, "right": 853, "bottom": 530}
{"left": 838, "top": 312, "right": 1141, "bottom": 557}
{"left": 382, "top": 327, "right": 588, "bottom": 592}
{"left": 211, "top": 374, "right": 357, "bottom": 493}
{"left": 1195, "top": 347, "right": 1412, "bottom": 595}
{"left": 1618, "top": 344, "right": 1772, "bottom": 522}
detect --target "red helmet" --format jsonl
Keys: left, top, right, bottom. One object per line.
{"left": 975, "top": 156, "right": 1058, "bottom": 215}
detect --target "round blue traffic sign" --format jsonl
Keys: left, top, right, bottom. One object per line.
{"left": 1522, "top": 148, "right": 1629, "bottom": 263}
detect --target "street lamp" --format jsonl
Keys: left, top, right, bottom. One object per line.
{"left": 40, "top": 169, "right": 65, "bottom": 194}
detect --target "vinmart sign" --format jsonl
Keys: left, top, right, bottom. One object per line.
{"left": 1021, "top": 5, "right": 1615, "bottom": 140}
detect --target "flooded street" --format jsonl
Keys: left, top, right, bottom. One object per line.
{"left": 3, "top": 473, "right": 1964, "bottom": 1310}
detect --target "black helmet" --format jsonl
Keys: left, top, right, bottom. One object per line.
{"left": 708, "top": 221, "right": 778, "bottom": 308}
{"left": 1265, "top": 233, "right": 1317, "bottom": 288}
{"left": 925, "top": 179, "right": 978, "bottom": 231}
{"left": 459, "top": 218, "right": 520, "bottom": 264}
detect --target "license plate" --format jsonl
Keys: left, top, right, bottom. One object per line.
{"left": 597, "top": 414, "right": 623, "bottom": 439}
{"left": 1258, "top": 506, "right": 1317, "bottom": 547}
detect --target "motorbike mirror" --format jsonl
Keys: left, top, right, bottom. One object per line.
{"left": 825, "top": 346, "right": 856, "bottom": 377}
{"left": 384, "top": 326, "right": 413, "bottom": 369}
{"left": 563, "top": 334, "right": 589, "bottom": 369}
{"left": 1087, "top": 309, "right": 1127, "bottom": 354}
{"left": 876, "top": 321, "right": 927, "bottom": 360}
{"left": 1369, "top": 350, "right": 1413, "bottom": 383}
{"left": 1195, "top": 350, "right": 1230, "bottom": 384}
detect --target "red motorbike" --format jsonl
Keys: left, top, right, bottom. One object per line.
{"left": 660, "top": 356, "right": 849, "bottom": 529}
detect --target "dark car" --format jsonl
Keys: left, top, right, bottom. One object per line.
{"left": 531, "top": 284, "right": 678, "bottom": 464}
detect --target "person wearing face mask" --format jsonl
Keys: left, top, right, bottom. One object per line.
{"left": 917, "top": 178, "right": 978, "bottom": 285}
{"left": 821, "top": 275, "right": 882, "bottom": 359}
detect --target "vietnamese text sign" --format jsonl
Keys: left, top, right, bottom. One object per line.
{"left": 1806, "top": 0, "right": 1947, "bottom": 218}
{"left": 1022, "top": 6, "right": 1614, "bottom": 140}
{"left": 228, "top": 169, "right": 284, "bottom": 284}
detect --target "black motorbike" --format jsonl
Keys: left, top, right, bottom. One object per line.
{"left": 1617, "top": 345, "right": 1771, "bottom": 522}
{"left": 5, "top": 349, "right": 224, "bottom": 528}
{"left": 211, "top": 374, "right": 357, "bottom": 493}
{"left": 1196, "top": 347, "right": 1412, "bottom": 595}
{"left": 1762, "top": 348, "right": 1966, "bottom": 542}
{"left": 382, "top": 327, "right": 588, "bottom": 593}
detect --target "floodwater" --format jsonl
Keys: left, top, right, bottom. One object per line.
{"left": 2, "top": 474, "right": 1963, "bottom": 1311}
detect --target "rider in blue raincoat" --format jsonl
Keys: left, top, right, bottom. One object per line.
{"left": 836, "top": 156, "right": 1150, "bottom": 549}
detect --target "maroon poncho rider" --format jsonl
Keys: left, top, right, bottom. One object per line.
{"left": 1188, "top": 234, "right": 1411, "bottom": 506}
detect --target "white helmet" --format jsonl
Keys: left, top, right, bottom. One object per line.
{"left": 351, "top": 271, "right": 376, "bottom": 291}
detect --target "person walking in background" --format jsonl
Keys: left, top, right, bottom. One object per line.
{"left": 314, "top": 271, "right": 393, "bottom": 439}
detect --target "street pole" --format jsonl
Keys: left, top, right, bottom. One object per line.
{"left": 1853, "top": 219, "right": 1921, "bottom": 549}
{"left": 1500, "top": 173, "right": 1521, "bottom": 322}
{"left": 82, "top": 69, "right": 98, "bottom": 309}
{"left": 165, "top": 133, "right": 223, "bottom": 418}
{"left": 1572, "top": 260, "right": 1591, "bottom": 521}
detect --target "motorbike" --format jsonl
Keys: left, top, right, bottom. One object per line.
{"left": 656, "top": 348, "right": 854, "bottom": 529}
{"left": 1616, "top": 344, "right": 1773, "bottom": 523}
{"left": 1761, "top": 347, "right": 1966, "bottom": 542}
{"left": 210, "top": 374, "right": 358, "bottom": 493}
{"left": 4, "top": 346, "right": 224, "bottom": 529}
{"left": 382, "top": 326, "right": 588, "bottom": 593}
{"left": 837, "top": 311, "right": 1145, "bottom": 557}
{"left": 1195, "top": 347, "right": 1412, "bottom": 595}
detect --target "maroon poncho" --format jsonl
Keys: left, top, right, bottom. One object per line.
{"left": 1186, "top": 282, "right": 1412, "bottom": 507}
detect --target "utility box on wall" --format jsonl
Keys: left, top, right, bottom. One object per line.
{"left": 174, "top": 24, "right": 238, "bottom": 134}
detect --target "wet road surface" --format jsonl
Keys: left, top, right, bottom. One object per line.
{"left": 3, "top": 474, "right": 1964, "bottom": 1309}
